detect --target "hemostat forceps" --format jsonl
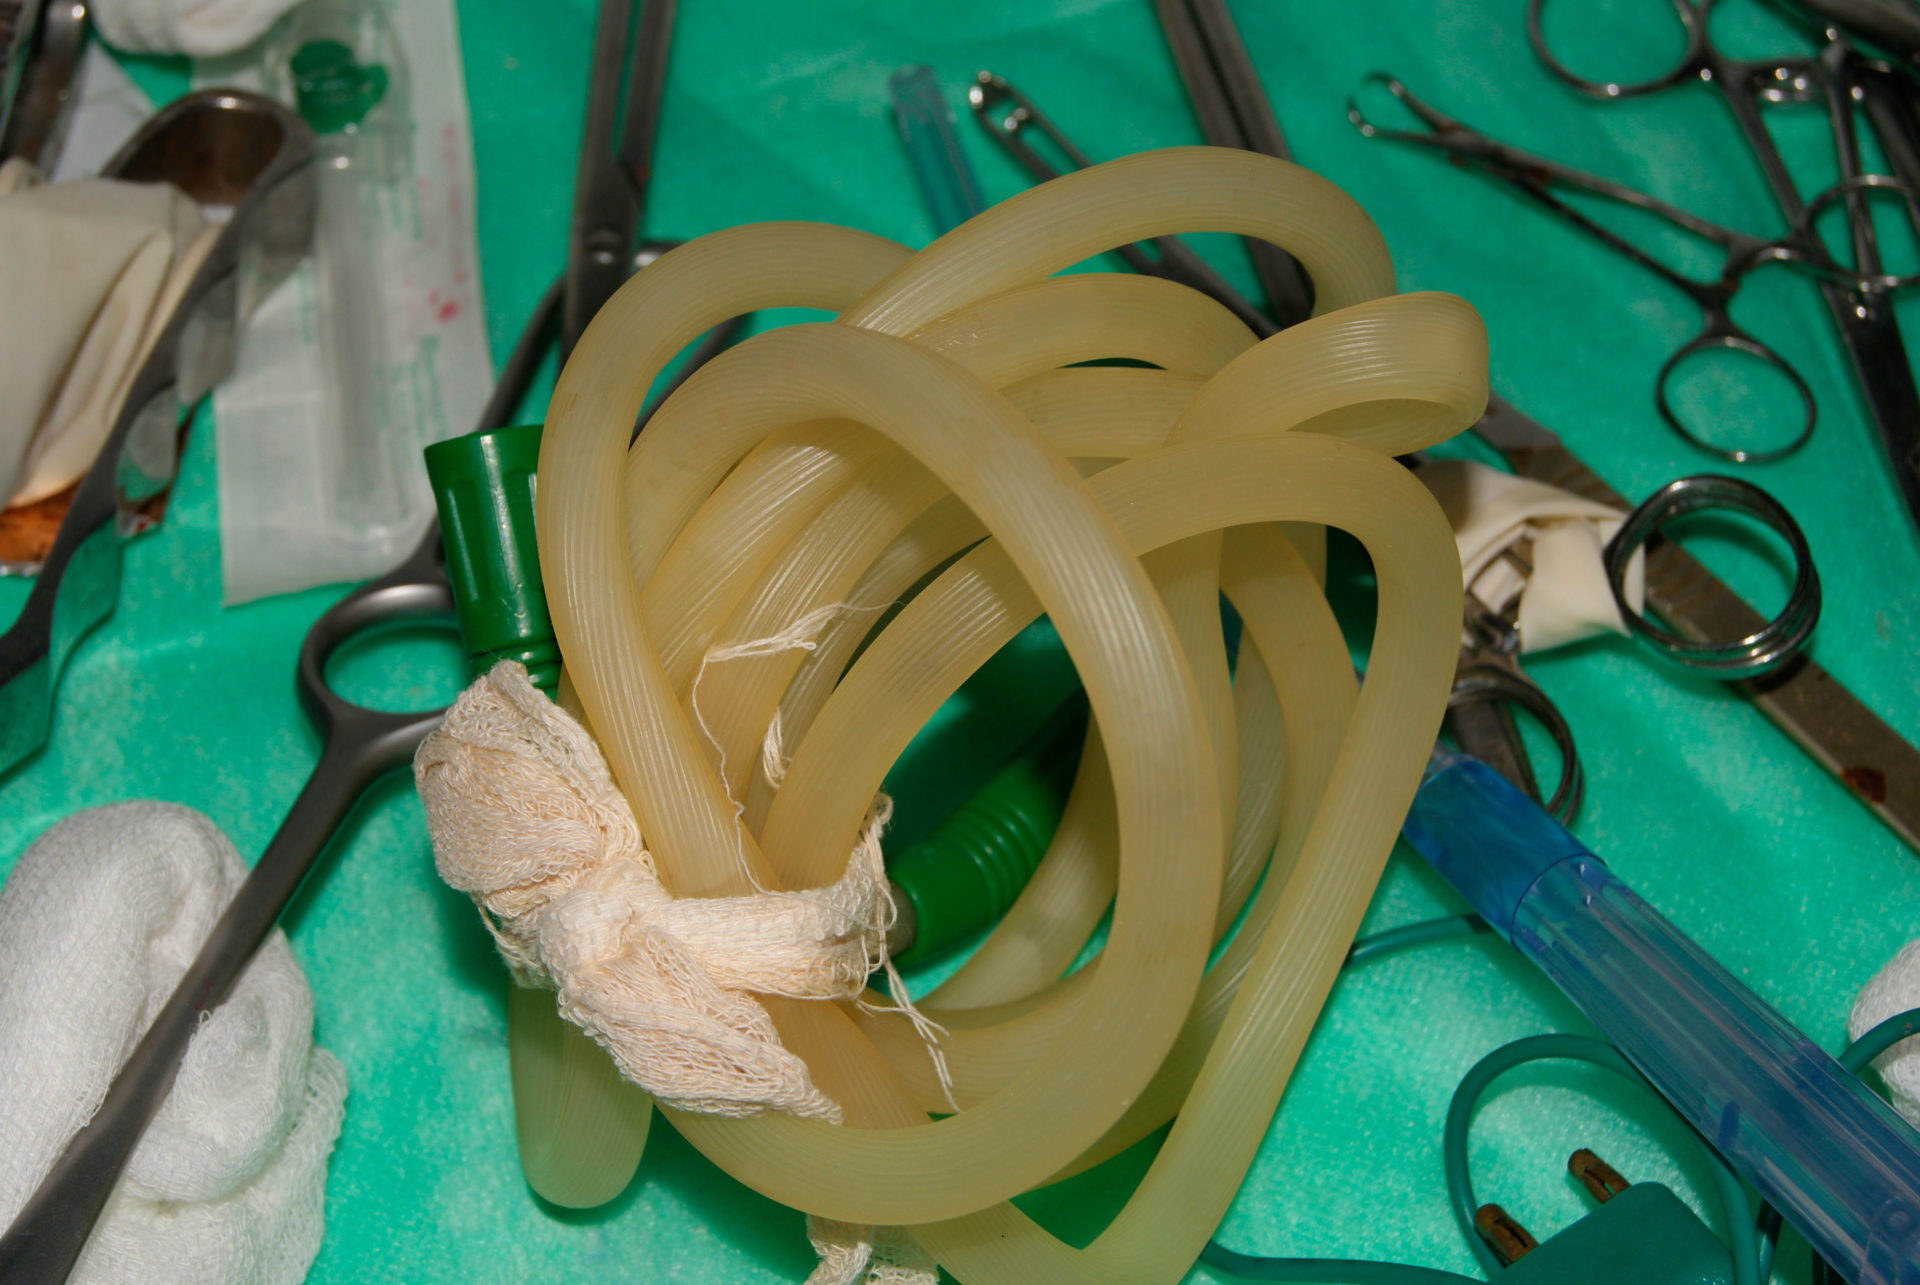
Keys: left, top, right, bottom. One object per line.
{"left": 1356, "top": 1, "right": 1920, "bottom": 530}
{"left": 0, "top": 0, "right": 701, "bottom": 1275}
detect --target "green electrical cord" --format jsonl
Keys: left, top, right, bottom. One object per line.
{"left": 1199, "top": 1242, "right": 1481, "bottom": 1284}
{"left": 1439, "top": 1033, "right": 1762, "bottom": 1285}
{"left": 1204, "top": 913, "right": 1498, "bottom": 1282}
{"left": 1204, "top": 890, "right": 1920, "bottom": 1285}
{"left": 1841, "top": 1008, "right": 1920, "bottom": 1072}
{"left": 1344, "top": 913, "right": 1488, "bottom": 967}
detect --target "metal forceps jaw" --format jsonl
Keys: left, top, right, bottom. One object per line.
{"left": 1530, "top": 0, "right": 1920, "bottom": 296}
{"left": 967, "top": 71, "right": 1280, "bottom": 338}
{"left": 0, "top": 523, "right": 456, "bottom": 1284}
{"left": 1350, "top": 71, "right": 1839, "bottom": 464}
{"left": 1448, "top": 590, "right": 1586, "bottom": 823}
{"left": 1146, "top": 0, "right": 1315, "bottom": 326}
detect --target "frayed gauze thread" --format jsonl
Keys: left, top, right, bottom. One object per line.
{"left": 693, "top": 603, "right": 957, "bottom": 1113}
{"left": 806, "top": 1216, "right": 940, "bottom": 1285}
{"left": 416, "top": 659, "right": 943, "bottom": 1122}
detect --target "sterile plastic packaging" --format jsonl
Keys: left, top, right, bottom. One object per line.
{"left": 198, "top": 0, "right": 489, "bottom": 602}
{"left": 266, "top": 0, "right": 411, "bottom": 534}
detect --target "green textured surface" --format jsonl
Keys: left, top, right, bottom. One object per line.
{"left": 4, "top": 1, "right": 1920, "bottom": 1281}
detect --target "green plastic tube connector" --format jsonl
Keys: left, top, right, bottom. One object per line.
{"left": 887, "top": 690, "right": 1089, "bottom": 965}
{"left": 423, "top": 424, "right": 559, "bottom": 696}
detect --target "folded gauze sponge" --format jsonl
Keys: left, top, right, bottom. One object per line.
{"left": 0, "top": 802, "right": 346, "bottom": 1284}
{"left": 1852, "top": 937, "right": 1920, "bottom": 1127}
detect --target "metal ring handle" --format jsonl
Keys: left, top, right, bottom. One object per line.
{"left": 1604, "top": 474, "right": 1821, "bottom": 679}
{"left": 1654, "top": 330, "right": 1817, "bottom": 464}
{"left": 296, "top": 524, "right": 457, "bottom": 776}
{"left": 1528, "top": 0, "right": 1706, "bottom": 99}
{"left": 1448, "top": 670, "right": 1585, "bottom": 823}
{"left": 1798, "top": 173, "right": 1920, "bottom": 294}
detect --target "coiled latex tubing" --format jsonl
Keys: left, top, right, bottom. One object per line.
{"left": 538, "top": 148, "right": 1484, "bottom": 1283}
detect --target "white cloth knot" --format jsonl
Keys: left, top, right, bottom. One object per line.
{"left": 416, "top": 661, "right": 903, "bottom": 1123}
{"left": 1419, "top": 457, "right": 1648, "bottom": 654}
{"left": 1851, "top": 937, "right": 1920, "bottom": 1126}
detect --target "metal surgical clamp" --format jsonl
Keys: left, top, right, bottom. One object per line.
{"left": 1438, "top": 433, "right": 1823, "bottom": 824}
{"left": 1147, "top": 0, "right": 1314, "bottom": 325}
{"left": 1464, "top": 394, "right": 1919, "bottom": 847}
{"left": 1358, "top": 0, "right": 1920, "bottom": 533}
{"left": 0, "top": 0, "right": 717, "bottom": 1274}
{"left": 0, "top": 90, "right": 318, "bottom": 777}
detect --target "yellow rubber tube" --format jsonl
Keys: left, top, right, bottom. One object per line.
{"left": 524, "top": 147, "right": 1482, "bottom": 1282}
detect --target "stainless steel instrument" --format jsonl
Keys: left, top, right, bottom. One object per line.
{"left": 0, "top": 89, "right": 317, "bottom": 775}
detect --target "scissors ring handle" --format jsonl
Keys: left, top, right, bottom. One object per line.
{"left": 1448, "top": 668, "right": 1585, "bottom": 823}
{"left": 1798, "top": 173, "right": 1920, "bottom": 294}
{"left": 1604, "top": 474, "right": 1821, "bottom": 679}
{"left": 296, "top": 524, "right": 457, "bottom": 780}
{"left": 1528, "top": 0, "right": 1706, "bottom": 100}
{"left": 1655, "top": 331, "right": 1816, "bottom": 464}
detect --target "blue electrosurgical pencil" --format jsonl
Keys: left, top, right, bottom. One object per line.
{"left": 1402, "top": 750, "right": 1920, "bottom": 1284}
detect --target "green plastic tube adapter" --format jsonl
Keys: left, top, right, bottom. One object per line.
{"left": 423, "top": 423, "right": 559, "bottom": 695}
{"left": 887, "top": 690, "right": 1090, "bottom": 964}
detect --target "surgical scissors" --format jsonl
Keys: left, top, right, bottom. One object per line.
{"left": 0, "top": 0, "right": 708, "bottom": 1274}
{"left": 1350, "top": 69, "right": 1916, "bottom": 465}
{"left": 1359, "top": 1, "right": 1920, "bottom": 530}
